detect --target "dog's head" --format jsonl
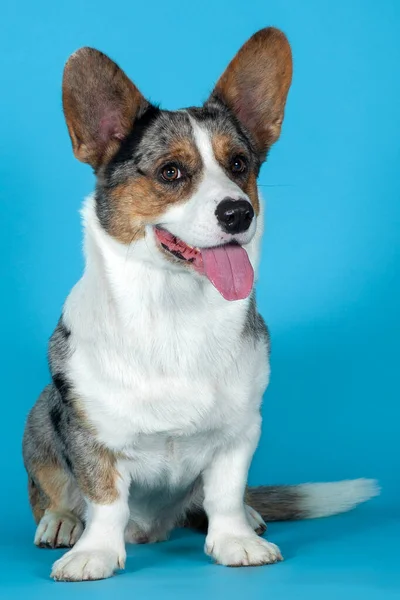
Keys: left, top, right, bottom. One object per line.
{"left": 63, "top": 28, "right": 292, "bottom": 301}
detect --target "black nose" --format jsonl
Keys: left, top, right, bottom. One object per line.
{"left": 215, "top": 198, "right": 254, "bottom": 234}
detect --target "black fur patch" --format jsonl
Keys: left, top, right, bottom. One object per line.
{"left": 52, "top": 373, "right": 71, "bottom": 404}
{"left": 61, "top": 450, "right": 74, "bottom": 474}
{"left": 59, "top": 320, "right": 71, "bottom": 339}
{"left": 242, "top": 293, "right": 270, "bottom": 349}
{"left": 105, "top": 104, "right": 161, "bottom": 173}
{"left": 49, "top": 405, "right": 62, "bottom": 437}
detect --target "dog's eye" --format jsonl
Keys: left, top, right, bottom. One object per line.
{"left": 161, "top": 164, "right": 182, "bottom": 182}
{"left": 231, "top": 156, "right": 247, "bottom": 174}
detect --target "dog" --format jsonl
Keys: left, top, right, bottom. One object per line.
{"left": 23, "top": 28, "right": 378, "bottom": 581}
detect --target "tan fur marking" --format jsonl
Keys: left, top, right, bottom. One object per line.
{"left": 75, "top": 445, "right": 120, "bottom": 505}
{"left": 108, "top": 137, "right": 201, "bottom": 244}
{"left": 29, "top": 464, "right": 71, "bottom": 523}
{"left": 165, "top": 136, "right": 201, "bottom": 170}
{"left": 243, "top": 172, "right": 260, "bottom": 216}
{"left": 71, "top": 397, "right": 98, "bottom": 436}
{"left": 29, "top": 478, "right": 47, "bottom": 524}
{"left": 36, "top": 465, "right": 70, "bottom": 507}
{"left": 211, "top": 133, "right": 233, "bottom": 166}
{"left": 211, "top": 133, "right": 260, "bottom": 215}
{"left": 68, "top": 398, "right": 120, "bottom": 504}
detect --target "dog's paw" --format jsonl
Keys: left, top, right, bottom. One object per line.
{"left": 35, "top": 511, "right": 83, "bottom": 549}
{"left": 205, "top": 532, "right": 282, "bottom": 567}
{"left": 245, "top": 504, "right": 267, "bottom": 535}
{"left": 51, "top": 549, "right": 124, "bottom": 581}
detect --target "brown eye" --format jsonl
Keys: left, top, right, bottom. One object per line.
{"left": 231, "top": 156, "right": 247, "bottom": 174}
{"left": 161, "top": 164, "right": 182, "bottom": 182}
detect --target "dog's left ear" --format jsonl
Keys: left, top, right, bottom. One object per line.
{"left": 209, "top": 27, "right": 292, "bottom": 159}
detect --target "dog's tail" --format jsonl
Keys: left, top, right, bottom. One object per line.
{"left": 245, "top": 478, "right": 379, "bottom": 522}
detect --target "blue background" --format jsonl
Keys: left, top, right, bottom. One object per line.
{"left": 1, "top": 0, "right": 399, "bottom": 598}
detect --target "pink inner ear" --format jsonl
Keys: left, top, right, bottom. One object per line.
{"left": 234, "top": 86, "right": 262, "bottom": 136}
{"left": 99, "top": 111, "right": 125, "bottom": 142}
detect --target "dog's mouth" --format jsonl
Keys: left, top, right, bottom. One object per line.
{"left": 154, "top": 227, "right": 254, "bottom": 301}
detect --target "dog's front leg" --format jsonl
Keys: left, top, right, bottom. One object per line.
{"left": 203, "top": 425, "right": 282, "bottom": 567}
{"left": 51, "top": 459, "right": 130, "bottom": 581}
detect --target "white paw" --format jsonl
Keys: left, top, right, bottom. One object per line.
{"left": 205, "top": 533, "right": 283, "bottom": 567}
{"left": 34, "top": 511, "right": 83, "bottom": 548}
{"left": 245, "top": 504, "right": 267, "bottom": 535}
{"left": 51, "top": 549, "right": 124, "bottom": 581}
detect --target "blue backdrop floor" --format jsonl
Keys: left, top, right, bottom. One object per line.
{"left": 1, "top": 503, "right": 398, "bottom": 600}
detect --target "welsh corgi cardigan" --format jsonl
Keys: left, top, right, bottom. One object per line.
{"left": 23, "top": 28, "right": 378, "bottom": 581}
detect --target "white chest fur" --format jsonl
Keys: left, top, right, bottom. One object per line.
{"left": 63, "top": 197, "right": 268, "bottom": 488}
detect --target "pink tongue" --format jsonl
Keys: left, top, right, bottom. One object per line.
{"left": 200, "top": 244, "right": 254, "bottom": 301}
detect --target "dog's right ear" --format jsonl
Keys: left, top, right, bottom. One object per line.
{"left": 62, "top": 48, "right": 149, "bottom": 169}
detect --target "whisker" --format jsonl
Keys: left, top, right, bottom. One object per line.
{"left": 124, "top": 229, "right": 140, "bottom": 265}
{"left": 258, "top": 184, "right": 295, "bottom": 188}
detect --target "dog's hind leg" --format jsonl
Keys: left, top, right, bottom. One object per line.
{"left": 28, "top": 466, "right": 84, "bottom": 549}
{"left": 23, "top": 386, "right": 85, "bottom": 549}
{"left": 184, "top": 504, "right": 266, "bottom": 535}
{"left": 244, "top": 504, "right": 267, "bottom": 535}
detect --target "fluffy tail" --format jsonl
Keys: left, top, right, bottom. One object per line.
{"left": 246, "top": 478, "right": 380, "bottom": 522}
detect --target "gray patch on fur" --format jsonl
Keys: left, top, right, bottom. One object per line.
{"left": 246, "top": 485, "right": 304, "bottom": 521}
{"left": 23, "top": 311, "right": 119, "bottom": 515}
{"left": 242, "top": 293, "right": 270, "bottom": 351}
{"left": 107, "top": 110, "right": 195, "bottom": 184}
{"left": 48, "top": 316, "right": 72, "bottom": 375}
